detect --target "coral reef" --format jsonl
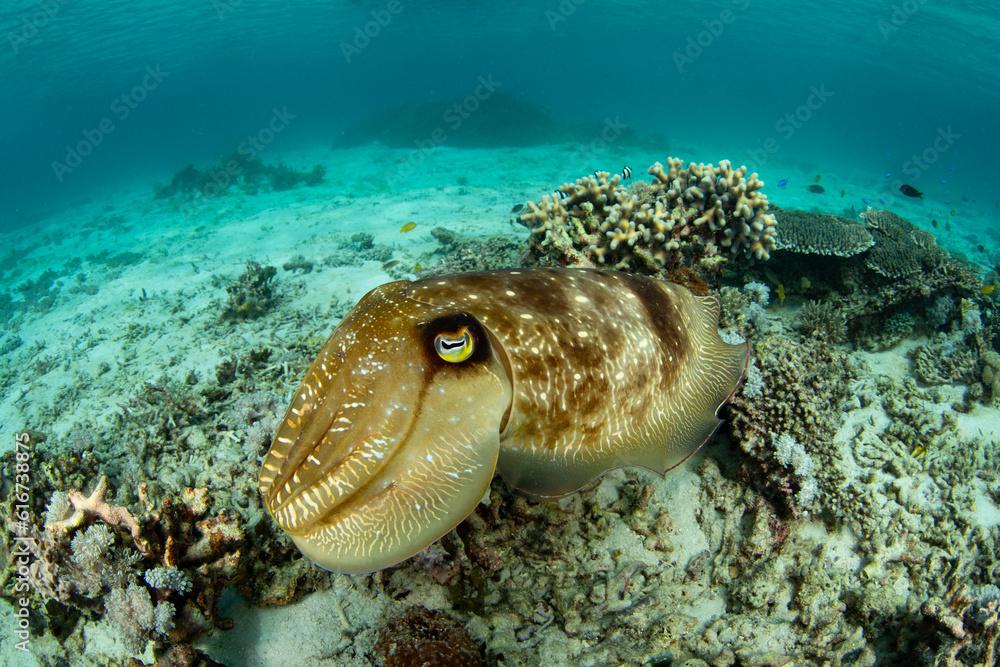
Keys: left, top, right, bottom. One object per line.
{"left": 222, "top": 261, "right": 278, "bottom": 321}
{"left": 861, "top": 208, "right": 946, "bottom": 279}
{"left": 154, "top": 154, "right": 325, "bottom": 199}
{"left": 425, "top": 228, "right": 524, "bottom": 275}
{"left": 728, "top": 334, "right": 859, "bottom": 513}
{"left": 373, "top": 607, "right": 483, "bottom": 667}
{"left": 773, "top": 208, "right": 875, "bottom": 257}
{"left": 522, "top": 157, "right": 776, "bottom": 276}
{"left": 796, "top": 299, "right": 848, "bottom": 343}
{"left": 911, "top": 333, "right": 979, "bottom": 386}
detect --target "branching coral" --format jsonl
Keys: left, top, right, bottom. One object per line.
{"left": 523, "top": 157, "right": 776, "bottom": 275}
{"left": 222, "top": 261, "right": 278, "bottom": 321}
{"left": 46, "top": 475, "right": 149, "bottom": 555}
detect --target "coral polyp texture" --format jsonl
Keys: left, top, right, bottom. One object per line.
{"left": 772, "top": 208, "right": 875, "bottom": 257}
{"left": 522, "top": 157, "right": 776, "bottom": 274}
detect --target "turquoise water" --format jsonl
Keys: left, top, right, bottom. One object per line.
{"left": 2, "top": 3, "right": 1000, "bottom": 666}
{"left": 1, "top": 1, "right": 998, "bottom": 234}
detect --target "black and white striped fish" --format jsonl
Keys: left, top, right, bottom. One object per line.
{"left": 622, "top": 165, "right": 632, "bottom": 180}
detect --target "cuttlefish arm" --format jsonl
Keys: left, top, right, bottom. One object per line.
{"left": 259, "top": 268, "right": 746, "bottom": 574}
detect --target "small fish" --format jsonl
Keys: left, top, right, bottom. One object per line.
{"left": 383, "top": 259, "right": 401, "bottom": 270}
{"left": 510, "top": 203, "right": 524, "bottom": 214}
{"left": 400, "top": 221, "right": 417, "bottom": 233}
{"left": 995, "top": 199, "right": 999, "bottom": 208}
{"left": 884, "top": 172, "right": 892, "bottom": 178}
{"left": 945, "top": 221, "right": 952, "bottom": 231}
{"left": 950, "top": 209, "right": 957, "bottom": 216}
{"left": 862, "top": 196, "right": 871, "bottom": 206}
{"left": 622, "top": 165, "right": 632, "bottom": 180}
{"left": 977, "top": 244, "right": 986, "bottom": 253}
{"left": 899, "top": 184, "right": 923, "bottom": 198}
{"left": 777, "top": 178, "right": 788, "bottom": 189}
{"left": 840, "top": 189, "right": 846, "bottom": 198}
{"left": 775, "top": 282, "right": 786, "bottom": 305}
{"left": 557, "top": 190, "right": 569, "bottom": 199}
{"left": 931, "top": 219, "right": 938, "bottom": 228}
{"left": 983, "top": 284, "right": 996, "bottom": 295}
{"left": 808, "top": 184, "right": 825, "bottom": 194}
{"left": 814, "top": 175, "right": 821, "bottom": 183}
{"left": 413, "top": 263, "right": 423, "bottom": 272}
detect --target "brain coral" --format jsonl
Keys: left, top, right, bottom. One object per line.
{"left": 773, "top": 209, "right": 874, "bottom": 257}
{"left": 522, "top": 157, "right": 776, "bottom": 274}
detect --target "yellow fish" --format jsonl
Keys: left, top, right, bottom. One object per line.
{"left": 259, "top": 268, "right": 747, "bottom": 573}
{"left": 983, "top": 284, "right": 996, "bottom": 296}
{"left": 399, "top": 221, "right": 417, "bottom": 233}
{"left": 775, "top": 283, "right": 786, "bottom": 305}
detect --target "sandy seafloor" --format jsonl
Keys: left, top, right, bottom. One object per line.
{"left": 1, "top": 142, "right": 998, "bottom": 666}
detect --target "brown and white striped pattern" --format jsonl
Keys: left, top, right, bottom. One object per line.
{"left": 259, "top": 268, "right": 746, "bottom": 573}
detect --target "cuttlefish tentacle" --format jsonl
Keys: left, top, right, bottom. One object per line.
{"left": 259, "top": 268, "right": 746, "bottom": 574}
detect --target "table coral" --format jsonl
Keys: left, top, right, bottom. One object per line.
{"left": 773, "top": 208, "right": 874, "bottom": 257}
{"left": 522, "top": 157, "right": 776, "bottom": 275}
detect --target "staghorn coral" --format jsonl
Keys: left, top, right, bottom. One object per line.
{"left": 773, "top": 208, "right": 875, "bottom": 257}
{"left": 373, "top": 607, "right": 483, "bottom": 667}
{"left": 910, "top": 333, "right": 979, "bottom": 386}
{"left": 523, "top": 157, "right": 775, "bottom": 275}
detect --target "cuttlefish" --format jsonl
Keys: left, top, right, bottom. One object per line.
{"left": 259, "top": 268, "right": 747, "bottom": 574}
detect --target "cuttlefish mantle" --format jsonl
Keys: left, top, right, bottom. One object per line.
{"left": 258, "top": 268, "right": 747, "bottom": 574}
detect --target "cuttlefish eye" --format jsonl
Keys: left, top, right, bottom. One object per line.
{"left": 434, "top": 326, "right": 474, "bottom": 363}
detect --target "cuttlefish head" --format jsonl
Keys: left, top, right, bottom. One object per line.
{"left": 258, "top": 280, "right": 512, "bottom": 574}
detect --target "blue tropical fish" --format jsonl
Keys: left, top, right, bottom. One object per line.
{"left": 776, "top": 178, "right": 788, "bottom": 189}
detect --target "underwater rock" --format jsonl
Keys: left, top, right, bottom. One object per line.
{"left": 154, "top": 155, "right": 325, "bottom": 199}
{"left": 372, "top": 607, "right": 483, "bottom": 667}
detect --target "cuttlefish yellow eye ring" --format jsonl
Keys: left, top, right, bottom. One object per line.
{"left": 434, "top": 326, "right": 474, "bottom": 362}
